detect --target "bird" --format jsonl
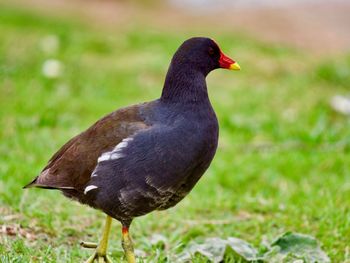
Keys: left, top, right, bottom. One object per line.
{"left": 23, "top": 37, "right": 240, "bottom": 262}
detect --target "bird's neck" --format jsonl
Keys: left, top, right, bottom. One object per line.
{"left": 160, "top": 63, "right": 210, "bottom": 104}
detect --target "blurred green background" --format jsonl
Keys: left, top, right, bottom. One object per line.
{"left": 1, "top": 0, "right": 350, "bottom": 262}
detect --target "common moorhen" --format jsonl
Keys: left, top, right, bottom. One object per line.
{"left": 24, "top": 37, "right": 240, "bottom": 262}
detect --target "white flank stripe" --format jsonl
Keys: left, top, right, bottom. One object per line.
{"left": 98, "top": 154, "right": 110, "bottom": 162}
{"left": 96, "top": 136, "right": 133, "bottom": 165}
{"left": 115, "top": 141, "right": 128, "bottom": 150}
{"left": 84, "top": 185, "right": 98, "bottom": 194}
{"left": 111, "top": 152, "right": 125, "bottom": 160}
{"left": 91, "top": 172, "right": 98, "bottom": 177}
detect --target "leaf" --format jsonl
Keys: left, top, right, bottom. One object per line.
{"left": 176, "top": 232, "right": 330, "bottom": 263}
{"left": 0, "top": 224, "right": 37, "bottom": 241}
{"left": 265, "top": 232, "right": 330, "bottom": 263}
{"left": 176, "top": 237, "right": 227, "bottom": 263}
{"left": 227, "top": 237, "right": 261, "bottom": 261}
{"left": 176, "top": 237, "right": 262, "bottom": 262}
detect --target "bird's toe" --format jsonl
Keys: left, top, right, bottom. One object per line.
{"left": 83, "top": 251, "right": 113, "bottom": 263}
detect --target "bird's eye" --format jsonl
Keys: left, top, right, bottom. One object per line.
{"left": 208, "top": 47, "right": 215, "bottom": 56}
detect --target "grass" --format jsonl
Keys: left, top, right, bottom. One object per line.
{"left": 1, "top": 4, "right": 350, "bottom": 262}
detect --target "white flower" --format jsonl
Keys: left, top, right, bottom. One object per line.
{"left": 42, "top": 59, "right": 63, "bottom": 79}
{"left": 331, "top": 95, "right": 350, "bottom": 115}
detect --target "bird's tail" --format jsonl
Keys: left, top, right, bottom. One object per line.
{"left": 23, "top": 177, "right": 38, "bottom": 189}
{"left": 23, "top": 177, "right": 74, "bottom": 190}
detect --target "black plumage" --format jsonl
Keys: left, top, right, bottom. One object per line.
{"left": 24, "top": 37, "right": 240, "bottom": 262}
{"left": 90, "top": 99, "right": 218, "bottom": 225}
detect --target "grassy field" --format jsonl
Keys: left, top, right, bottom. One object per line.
{"left": 1, "top": 4, "right": 350, "bottom": 262}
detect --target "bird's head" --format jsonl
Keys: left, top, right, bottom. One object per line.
{"left": 172, "top": 37, "right": 240, "bottom": 76}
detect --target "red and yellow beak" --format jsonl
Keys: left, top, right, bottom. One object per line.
{"left": 219, "top": 51, "right": 240, "bottom": 71}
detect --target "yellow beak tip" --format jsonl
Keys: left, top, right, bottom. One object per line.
{"left": 229, "top": 62, "right": 241, "bottom": 71}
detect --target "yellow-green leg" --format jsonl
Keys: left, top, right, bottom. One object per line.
{"left": 81, "top": 215, "right": 113, "bottom": 263}
{"left": 121, "top": 226, "right": 136, "bottom": 263}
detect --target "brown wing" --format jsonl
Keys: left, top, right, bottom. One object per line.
{"left": 24, "top": 103, "right": 150, "bottom": 190}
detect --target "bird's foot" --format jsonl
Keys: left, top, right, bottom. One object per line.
{"left": 83, "top": 251, "right": 113, "bottom": 263}
{"left": 81, "top": 241, "right": 113, "bottom": 263}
